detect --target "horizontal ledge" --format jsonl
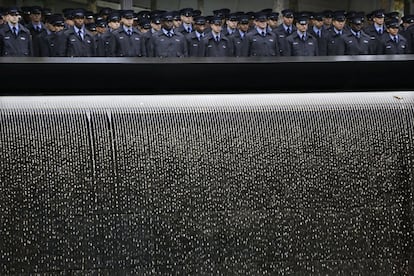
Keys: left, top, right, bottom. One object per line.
{"left": 1, "top": 56, "right": 413, "bottom": 95}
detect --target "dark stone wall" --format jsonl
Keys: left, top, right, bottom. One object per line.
{"left": 1, "top": 55, "right": 414, "bottom": 95}
{"left": 0, "top": 94, "right": 413, "bottom": 274}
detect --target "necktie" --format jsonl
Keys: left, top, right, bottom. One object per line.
{"left": 287, "top": 27, "right": 291, "bottom": 35}
{"left": 302, "top": 35, "right": 305, "bottom": 41}
{"left": 12, "top": 26, "right": 17, "bottom": 36}
{"left": 187, "top": 27, "right": 191, "bottom": 33}
{"left": 338, "top": 31, "right": 342, "bottom": 36}
{"left": 261, "top": 31, "right": 266, "bottom": 37}
{"left": 378, "top": 29, "right": 382, "bottom": 35}
{"left": 78, "top": 29, "right": 83, "bottom": 40}
{"left": 167, "top": 31, "right": 172, "bottom": 37}
{"left": 215, "top": 36, "right": 219, "bottom": 42}
{"left": 393, "top": 36, "right": 398, "bottom": 43}
{"left": 36, "top": 26, "right": 41, "bottom": 32}
{"left": 127, "top": 29, "right": 132, "bottom": 36}
{"left": 317, "top": 30, "right": 320, "bottom": 38}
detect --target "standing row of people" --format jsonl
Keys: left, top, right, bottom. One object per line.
{"left": 1, "top": 6, "right": 414, "bottom": 57}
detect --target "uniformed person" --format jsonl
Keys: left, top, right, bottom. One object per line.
{"left": 149, "top": 11, "right": 188, "bottom": 57}
{"left": 285, "top": 15, "right": 318, "bottom": 56}
{"left": 322, "top": 10, "right": 333, "bottom": 30}
{"left": 326, "top": 11, "right": 348, "bottom": 56}
{"left": 0, "top": 7, "right": 33, "bottom": 56}
{"left": 245, "top": 12, "right": 279, "bottom": 57}
{"left": 186, "top": 16, "right": 206, "bottom": 57}
{"left": 142, "top": 14, "right": 162, "bottom": 57}
{"left": 400, "top": 15, "right": 414, "bottom": 53}
{"left": 175, "top": 8, "right": 194, "bottom": 35}
{"left": 378, "top": 18, "right": 408, "bottom": 54}
{"left": 364, "top": 9, "right": 386, "bottom": 40}
{"left": 25, "top": 6, "right": 47, "bottom": 56}
{"left": 308, "top": 12, "right": 329, "bottom": 55}
{"left": 112, "top": 10, "right": 145, "bottom": 57}
{"left": 26, "top": 6, "right": 46, "bottom": 34}
{"left": 38, "top": 13, "right": 66, "bottom": 57}
{"left": 0, "top": 8, "right": 6, "bottom": 26}
{"left": 339, "top": 15, "right": 376, "bottom": 55}
{"left": 20, "top": 6, "right": 31, "bottom": 25}
{"left": 274, "top": 9, "right": 296, "bottom": 56}
{"left": 95, "top": 12, "right": 119, "bottom": 57}
{"left": 86, "top": 22, "right": 97, "bottom": 35}
{"left": 230, "top": 14, "right": 249, "bottom": 57}
{"left": 42, "top": 8, "right": 52, "bottom": 23}
{"left": 172, "top": 11, "right": 182, "bottom": 29}
{"left": 99, "top": 7, "right": 113, "bottom": 21}
{"left": 63, "top": 9, "right": 96, "bottom": 57}
{"left": 266, "top": 12, "right": 279, "bottom": 33}
{"left": 84, "top": 11, "right": 95, "bottom": 25}
{"left": 62, "top": 8, "right": 75, "bottom": 29}
{"left": 94, "top": 19, "right": 109, "bottom": 56}
{"left": 137, "top": 19, "right": 151, "bottom": 34}
{"left": 203, "top": 16, "right": 233, "bottom": 57}
{"left": 223, "top": 13, "right": 238, "bottom": 36}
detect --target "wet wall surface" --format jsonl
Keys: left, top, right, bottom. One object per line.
{"left": 0, "top": 94, "right": 413, "bottom": 274}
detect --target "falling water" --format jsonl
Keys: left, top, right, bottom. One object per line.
{"left": 0, "top": 93, "right": 413, "bottom": 274}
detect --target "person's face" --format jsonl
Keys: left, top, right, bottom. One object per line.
{"left": 151, "top": 22, "right": 161, "bottom": 31}
{"left": 323, "top": 17, "right": 332, "bottom": 26}
{"left": 85, "top": 18, "right": 94, "bottom": 24}
{"left": 238, "top": 22, "right": 249, "bottom": 32}
{"left": 332, "top": 20, "right": 346, "bottom": 30}
{"left": 161, "top": 19, "right": 173, "bottom": 30}
{"left": 296, "top": 22, "right": 308, "bottom": 32}
{"left": 65, "top": 19, "right": 74, "bottom": 27}
{"left": 7, "top": 13, "right": 20, "bottom": 25}
{"left": 74, "top": 17, "right": 84, "bottom": 28}
{"left": 211, "top": 23, "right": 222, "bottom": 34}
{"left": 194, "top": 23, "right": 205, "bottom": 33}
{"left": 351, "top": 23, "right": 363, "bottom": 32}
{"left": 173, "top": 19, "right": 181, "bottom": 28}
{"left": 226, "top": 19, "right": 238, "bottom": 29}
{"left": 387, "top": 26, "right": 399, "bottom": 36}
{"left": 181, "top": 15, "right": 192, "bottom": 24}
{"left": 312, "top": 19, "right": 323, "bottom": 28}
{"left": 46, "top": 22, "right": 55, "bottom": 31}
{"left": 108, "top": 20, "right": 120, "bottom": 30}
{"left": 121, "top": 17, "right": 133, "bottom": 27}
{"left": 54, "top": 25, "right": 64, "bottom": 32}
{"left": 30, "top": 13, "right": 42, "bottom": 23}
{"left": 140, "top": 27, "right": 149, "bottom": 33}
{"left": 96, "top": 26, "right": 106, "bottom": 34}
{"left": 373, "top": 17, "right": 384, "bottom": 25}
{"left": 283, "top": 16, "right": 294, "bottom": 26}
{"left": 255, "top": 20, "right": 267, "bottom": 30}
{"left": 267, "top": 18, "right": 278, "bottom": 28}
